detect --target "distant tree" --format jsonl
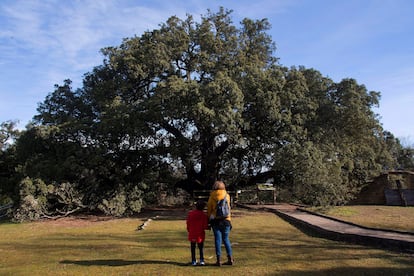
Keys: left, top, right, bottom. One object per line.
{"left": 398, "top": 147, "right": 414, "bottom": 171}
{"left": 0, "top": 120, "right": 20, "bottom": 151}
{"left": 383, "top": 131, "right": 414, "bottom": 170}
{"left": 0, "top": 121, "right": 21, "bottom": 205}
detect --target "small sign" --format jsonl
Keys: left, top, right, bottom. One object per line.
{"left": 257, "top": 183, "right": 275, "bottom": 191}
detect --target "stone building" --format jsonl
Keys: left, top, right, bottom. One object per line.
{"left": 351, "top": 171, "right": 414, "bottom": 206}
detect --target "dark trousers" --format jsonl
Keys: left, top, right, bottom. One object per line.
{"left": 191, "top": 242, "right": 204, "bottom": 261}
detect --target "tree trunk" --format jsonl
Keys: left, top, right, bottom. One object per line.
{"left": 200, "top": 138, "right": 229, "bottom": 188}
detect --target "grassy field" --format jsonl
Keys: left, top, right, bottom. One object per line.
{"left": 0, "top": 208, "right": 413, "bottom": 276}
{"left": 310, "top": 205, "right": 414, "bottom": 233}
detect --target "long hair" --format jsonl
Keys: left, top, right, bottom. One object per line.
{"left": 212, "top": 180, "right": 226, "bottom": 190}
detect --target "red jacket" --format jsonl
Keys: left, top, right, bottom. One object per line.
{"left": 186, "top": 209, "right": 209, "bottom": 243}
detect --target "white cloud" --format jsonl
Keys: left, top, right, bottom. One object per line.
{"left": 1, "top": 0, "right": 177, "bottom": 73}
{"left": 0, "top": 0, "right": 193, "bottom": 127}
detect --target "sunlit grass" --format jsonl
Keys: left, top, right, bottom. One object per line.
{"left": 314, "top": 205, "right": 414, "bottom": 232}
{"left": 0, "top": 209, "right": 413, "bottom": 275}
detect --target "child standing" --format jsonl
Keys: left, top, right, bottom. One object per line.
{"left": 186, "top": 200, "right": 209, "bottom": 266}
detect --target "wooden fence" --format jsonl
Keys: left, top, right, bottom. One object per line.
{"left": 192, "top": 184, "right": 277, "bottom": 205}
{"left": 0, "top": 203, "right": 13, "bottom": 218}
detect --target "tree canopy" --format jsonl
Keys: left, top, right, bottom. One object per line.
{"left": 1, "top": 8, "right": 412, "bottom": 220}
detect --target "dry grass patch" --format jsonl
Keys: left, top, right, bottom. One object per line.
{"left": 0, "top": 208, "right": 413, "bottom": 275}
{"left": 313, "top": 205, "right": 414, "bottom": 232}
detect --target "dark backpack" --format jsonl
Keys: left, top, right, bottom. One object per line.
{"left": 216, "top": 193, "right": 230, "bottom": 219}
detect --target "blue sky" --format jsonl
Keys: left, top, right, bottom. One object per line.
{"left": 1, "top": 0, "right": 413, "bottom": 144}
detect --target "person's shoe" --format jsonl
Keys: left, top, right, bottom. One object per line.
{"left": 191, "top": 260, "right": 197, "bottom": 266}
{"left": 223, "top": 256, "right": 234, "bottom": 265}
{"left": 199, "top": 259, "right": 205, "bottom": 266}
{"left": 215, "top": 256, "right": 221, "bottom": 266}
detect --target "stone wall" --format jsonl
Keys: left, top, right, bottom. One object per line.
{"left": 351, "top": 171, "right": 414, "bottom": 205}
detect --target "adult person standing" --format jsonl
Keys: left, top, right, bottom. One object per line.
{"left": 207, "top": 180, "right": 234, "bottom": 266}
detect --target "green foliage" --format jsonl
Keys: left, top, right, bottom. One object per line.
{"left": 0, "top": 120, "right": 20, "bottom": 151}
{"left": 12, "top": 178, "right": 88, "bottom": 222}
{"left": 98, "top": 192, "right": 127, "bottom": 217}
{"left": 0, "top": 121, "right": 21, "bottom": 205}
{"left": 266, "top": 71, "right": 402, "bottom": 206}
{"left": 98, "top": 184, "right": 145, "bottom": 216}
{"left": 13, "top": 177, "right": 51, "bottom": 222}
{"left": 127, "top": 185, "right": 144, "bottom": 213}
{"left": 383, "top": 131, "right": 414, "bottom": 170}
{"left": 273, "top": 142, "right": 344, "bottom": 206}
{"left": 397, "top": 147, "right": 414, "bottom": 170}
{"left": 50, "top": 182, "right": 85, "bottom": 210}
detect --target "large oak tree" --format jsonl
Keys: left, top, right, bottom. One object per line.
{"left": 13, "top": 8, "right": 399, "bottom": 215}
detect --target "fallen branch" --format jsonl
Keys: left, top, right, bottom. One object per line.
{"left": 40, "top": 207, "right": 85, "bottom": 220}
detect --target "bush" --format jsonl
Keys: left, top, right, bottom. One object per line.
{"left": 13, "top": 177, "right": 51, "bottom": 222}
{"left": 127, "top": 185, "right": 143, "bottom": 213}
{"left": 12, "top": 177, "right": 147, "bottom": 220}
{"left": 98, "top": 184, "right": 145, "bottom": 216}
{"left": 98, "top": 192, "right": 127, "bottom": 217}
{"left": 13, "top": 195, "right": 43, "bottom": 222}
{"left": 51, "top": 182, "right": 85, "bottom": 210}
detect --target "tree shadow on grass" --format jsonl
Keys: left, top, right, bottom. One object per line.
{"left": 60, "top": 259, "right": 207, "bottom": 267}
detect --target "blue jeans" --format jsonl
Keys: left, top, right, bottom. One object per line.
{"left": 212, "top": 224, "right": 232, "bottom": 257}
